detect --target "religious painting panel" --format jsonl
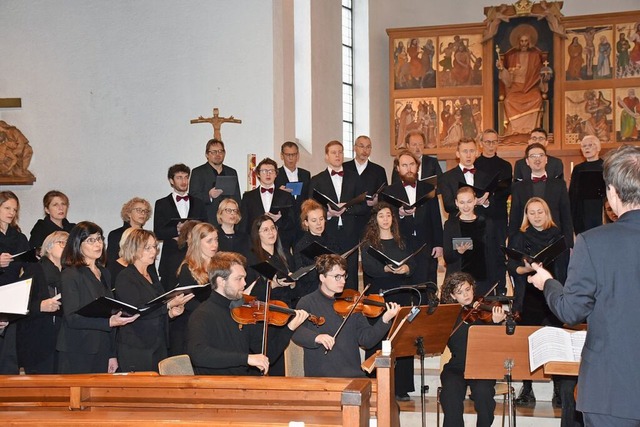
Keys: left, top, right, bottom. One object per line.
{"left": 615, "top": 87, "right": 640, "bottom": 142}
{"left": 438, "top": 96, "right": 483, "bottom": 149}
{"left": 392, "top": 37, "right": 437, "bottom": 89}
{"left": 437, "top": 34, "right": 483, "bottom": 87}
{"left": 393, "top": 97, "right": 439, "bottom": 149}
{"left": 564, "top": 89, "right": 614, "bottom": 145}
{"left": 564, "top": 25, "right": 613, "bottom": 81}
{"left": 615, "top": 22, "right": 640, "bottom": 79}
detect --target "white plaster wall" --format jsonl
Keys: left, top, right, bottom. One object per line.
{"left": 0, "top": 0, "right": 277, "bottom": 236}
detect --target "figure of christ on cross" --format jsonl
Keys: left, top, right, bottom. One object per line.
{"left": 190, "top": 107, "right": 242, "bottom": 140}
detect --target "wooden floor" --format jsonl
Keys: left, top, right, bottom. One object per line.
{"left": 398, "top": 396, "right": 561, "bottom": 418}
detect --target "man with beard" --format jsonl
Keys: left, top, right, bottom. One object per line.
{"left": 392, "top": 130, "right": 442, "bottom": 184}
{"left": 187, "top": 252, "right": 308, "bottom": 375}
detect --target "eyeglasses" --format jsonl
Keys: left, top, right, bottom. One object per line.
{"left": 207, "top": 149, "right": 226, "bottom": 155}
{"left": 223, "top": 208, "right": 239, "bottom": 214}
{"left": 326, "top": 273, "right": 348, "bottom": 282}
{"left": 282, "top": 152, "right": 298, "bottom": 158}
{"left": 527, "top": 153, "right": 546, "bottom": 159}
{"left": 259, "top": 169, "right": 277, "bottom": 175}
{"left": 132, "top": 208, "right": 150, "bottom": 215}
{"left": 482, "top": 139, "right": 498, "bottom": 145}
{"left": 55, "top": 241, "right": 67, "bottom": 247}
{"left": 83, "top": 235, "right": 104, "bottom": 244}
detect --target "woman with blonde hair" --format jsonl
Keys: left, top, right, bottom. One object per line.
{"left": 106, "top": 197, "right": 152, "bottom": 264}
{"left": 216, "top": 198, "right": 250, "bottom": 256}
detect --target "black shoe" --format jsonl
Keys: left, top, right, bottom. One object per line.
{"left": 514, "top": 386, "right": 536, "bottom": 406}
{"left": 395, "top": 393, "right": 411, "bottom": 402}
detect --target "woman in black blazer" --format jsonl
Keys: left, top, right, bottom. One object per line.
{"left": 57, "top": 222, "right": 138, "bottom": 374}
{"left": 106, "top": 197, "right": 152, "bottom": 265}
{"left": 216, "top": 198, "right": 250, "bottom": 256}
{"left": 29, "top": 190, "right": 75, "bottom": 252}
{"left": 114, "top": 229, "right": 192, "bottom": 372}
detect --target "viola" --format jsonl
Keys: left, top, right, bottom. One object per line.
{"left": 231, "top": 294, "right": 325, "bottom": 327}
{"left": 461, "top": 296, "right": 521, "bottom": 324}
{"left": 333, "top": 289, "right": 386, "bottom": 318}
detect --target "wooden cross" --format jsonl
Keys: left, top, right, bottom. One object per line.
{"left": 190, "top": 107, "right": 242, "bottom": 140}
{"left": 0, "top": 98, "right": 21, "bottom": 108}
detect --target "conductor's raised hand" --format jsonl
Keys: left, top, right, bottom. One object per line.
{"left": 109, "top": 311, "right": 140, "bottom": 327}
{"left": 527, "top": 262, "right": 553, "bottom": 291}
{"left": 382, "top": 301, "right": 401, "bottom": 324}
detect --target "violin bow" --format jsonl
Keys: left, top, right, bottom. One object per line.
{"left": 325, "top": 283, "right": 371, "bottom": 355}
{"left": 449, "top": 280, "right": 500, "bottom": 338}
{"left": 259, "top": 274, "right": 275, "bottom": 375}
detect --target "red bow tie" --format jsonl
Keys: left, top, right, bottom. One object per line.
{"left": 261, "top": 187, "right": 274, "bottom": 194}
{"left": 403, "top": 181, "right": 416, "bottom": 188}
{"left": 532, "top": 175, "right": 547, "bottom": 183}
{"left": 462, "top": 168, "right": 476, "bottom": 174}
{"left": 176, "top": 195, "right": 189, "bottom": 202}
{"left": 331, "top": 170, "right": 344, "bottom": 177}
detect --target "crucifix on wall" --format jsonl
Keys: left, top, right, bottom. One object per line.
{"left": 190, "top": 107, "right": 242, "bottom": 140}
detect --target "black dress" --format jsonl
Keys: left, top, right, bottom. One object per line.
{"left": 106, "top": 222, "right": 130, "bottom": 265}
{"left": 114, "top": 265, "right": 168, "bottom": 372}
{"left": 29, "top": 216, "right": 75, "bottom": 251}
{"left": 0, "top": 225, "right": 30, "bottom": 374}
{"left": 292, "top": 231, "right": 339, "bottom": 301}
{"left": 216, "top": 226, "right": 251, "bottom": 257}
{"left": 16, "top": 257, "right": 62, "bottom": 373}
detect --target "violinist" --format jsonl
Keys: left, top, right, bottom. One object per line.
{"left": 292, "top": 254, "right": 400, "bottom": 378}
{"left": 187, "top": 252, "right": 308, "bottom": 376}
{"left": 440, "top": 272, "right": 506, "bottom": 427}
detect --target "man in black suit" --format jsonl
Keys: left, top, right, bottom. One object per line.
{"left": 568, "top": 135, "right": 605, "bottom": 234}
{"left": 391, "top": 130, "right": 442, "bottom": 184}
{"left": 274, "top": 141, "right": 311, "bottom": 243}
{"left": 474, "top": 129, "right": 513, "bottom": 294}
{"left": 509, "top": 144, "right": 574, "bottom": 249}
{"left": 382, "top": 150, "right": 443, "bottom": 289}
{"left": 189, "top": 139, "right": 241, "bottom": 226}
{"left": 309, "top": 141, "right": 367, "bottom": 290}
{"left": 239, "top": 157, "right": 296, "bottom": 250}
{"left": 342, "top": 135, "right": 388, "bottom": 238}
{"left": 528, "top": 145, "right": 640, "bottom": 426}
{"left": 514, "top": 128, "right": 564, "bottom": 180}
{"left": 154, "top": 164, "right": 207, "bottom": 290}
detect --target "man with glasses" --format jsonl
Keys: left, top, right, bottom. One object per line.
{"left": 154, "top": 163, "right": 207, "bottom": 290}
{"left": 569, "top": 135, "right": 605, "bottom": 234}
{"left": 190, "top": 139, "right": 241, "bottom": 226}
{"left": 514, "top": 128, "right": 565, "bottom": 181}
{"left": 292, "top": 254, "right": 400, "bottom": 377}
{"left": 239, "top": 157, "right": 296, "bottom": 250}
{"left": 274, "top": 141, "right": 311, "bottom": 242}
{"left": 391, "top": 130, "right": 443, "bottom": 184}
{"left": 343, "top": 135, "right": 388, "bottom": 238}
{"left": 475, "top": 129, "right": 513, "bottom": 295}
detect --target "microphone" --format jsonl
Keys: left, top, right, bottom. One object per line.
{"left": 505, "top": 316, "right": 516, "bottom": 335}
{"left": 426, "top": 291, "right": 439, "bottom": 315}
{"left": 378, "top": 284, "right": 428, "bottom": 295}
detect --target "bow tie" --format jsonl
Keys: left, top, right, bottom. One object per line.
{"left": 532, "top": 175, "right": 547, "bottom": 183}
{"left": 330, "top": 170, "right": 344, "bottom": 177}
{"left": 403, "top": 181, "right": 416, "bottom": 188}
{"left": 260, "top": 187, "right": 274, "bottom": 194}
{"left": 462, "top": 167, "right": 476, "bottom": 174}
{"left": 176, "top": 195, "right": 189, "bottom": 202}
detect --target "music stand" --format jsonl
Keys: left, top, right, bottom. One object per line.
{"left": 387, "top": 303, "right": 460, "bottom": 427}
{"left": 466, "top": 325, "right": 548, "bottom": 427}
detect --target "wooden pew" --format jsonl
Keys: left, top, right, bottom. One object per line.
{"left": 0, "top": 353, "right": 399, "bottom": 427}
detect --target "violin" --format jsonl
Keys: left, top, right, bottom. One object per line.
{"left": 333, "top": 289, "right": 386, "bottom": 318}
{"left": 461, "top": 296, "right": 521, "bottom": 324}
{"left": 231, "top": 294, "right": 325, "bottom": 327}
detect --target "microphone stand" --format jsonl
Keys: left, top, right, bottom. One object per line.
{"left": 504, "top": 358, "right": 516, "bottom": 427}
{"left": 415, "top": 336, "right": 427, "bottom": 427}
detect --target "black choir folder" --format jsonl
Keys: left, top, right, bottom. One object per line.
{"left": 289, "top": 241, "right": 363, "bottom": 281}
{"left": 366, "top": 243, "right": 427, "bottom": 268}
{"left": 501, "top": 236, "right": 568, "bottom": 266}
{"left": 11, "top": 248, "right": 38, "bottom": 263}
{"left": 380, "top": 186, "right": 436, "bottom": 209}
{"left": 312, "top": 189, "right": 367, "bottom": 211}
{"left": 215, "top": 175, "right": 239, "bottom": 196}
{"left": 457, "top": 172, "right": 510, "bottom": 198}
{"left": 77, "top": 284, "right": 210, "bottom": 318}
{"left": 0, "top": 278, "right": 32, "bottom": 322}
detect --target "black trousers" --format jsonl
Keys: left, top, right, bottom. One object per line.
{"left": 440, "top": 365, "right": 496, "bottom": 427}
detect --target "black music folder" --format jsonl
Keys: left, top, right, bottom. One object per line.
{"left": 11, "top": 248, "right": 38, "bottom": 263}
{"left": 215, "top": 175, "right": 239, "bottom": 195}
{"left": 380, "top": 186, "right": 436, "bottom": 209}
{"left": 457, "top": 172, "right": 508, "bottom": 198}
{"left": 501, "top": 236, "right": 568, "bottom": 266}
{"left": 76, "top": 297, "right": 151, "bottom": 318}
{"left": 312, "top": 189, "right": 366, "bottom": 211}
{"left": 145, "top": 283, "right": 211, "bottom": 306}
{"left": 366, "top": 243, "right": 427, "bottom": 268}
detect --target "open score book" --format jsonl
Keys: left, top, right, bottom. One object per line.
{"left": 528, "top": 326, "right": 586, "bottom": 371}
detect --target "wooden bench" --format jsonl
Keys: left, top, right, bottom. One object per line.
{"left": 0, "top": 354, "right": 399, "bottom": 427}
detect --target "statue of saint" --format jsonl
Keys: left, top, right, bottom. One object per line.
{"left": 0, "top": 121, "right": 33, "bottom": 178}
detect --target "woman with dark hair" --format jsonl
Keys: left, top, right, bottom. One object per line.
{"left": 57, "top": 221, "right": 138, "bottom": 374}
{"left": 292, "top": 199, "right": 337, "bottom": 300}
{"left": 216, "top": 198, "right": 250, "bottom": 256}
{"left": 17, "top": 231, "right": 66, "bottom": 374}
{"left": 29, "top": 190, "right": 75, "bottom": 251}
{"left": 0, "top": 191, "right": 31, "bottom": 374}
{"left": 115, "top": 229, "right": 192, "bottom": 372}
{"left": 106, "top": 197, "right": 153, "bottom": 264}
{"left": 169, "top": 223, "right": 218, "bottom": 356}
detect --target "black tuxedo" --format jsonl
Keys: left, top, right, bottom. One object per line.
{"left": 189, "top": 162, "right": 241, "bottom": 225}
{"left": 381, "top": 181, "right": 443, "bottom": 288}
{"left": 391, "top": 154, "right": 442, "bottom": 184}
{"left": 309, "top": 168, "right": 367, "bottom": 290}
{"left": 509, "top": 178, "right": 574, "bottom": 248}
{"left": 343, "top": 159, "right": 388, "bottom": 238}
{"left": 239, "top": 187, "right": 296, "bottom": 250}
{"left": 153, "top": 194, "right": 206, "bottom": 288}
{"left": 438, "top": 165, "right": 494, "bottom": 215}
{"left": 274, "top": 166, "right": 311, "bottom": 243}
{"left": 514, "top": 155, "right": 564, "bottom": 181}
